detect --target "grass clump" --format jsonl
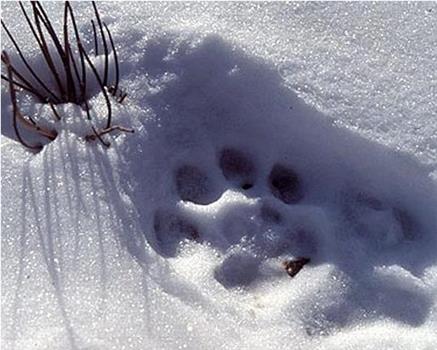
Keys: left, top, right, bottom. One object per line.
{"left": 1, "top": 1, "right": 133, "bottom": 150}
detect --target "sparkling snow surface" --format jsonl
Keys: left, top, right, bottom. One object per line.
{"left": 2, "top": 2, "right": 437, "bottom": 350}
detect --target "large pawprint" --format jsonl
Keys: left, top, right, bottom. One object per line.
{"left": 152, "top": 145, "right": 419, "bottom": 292}
{"left": 153, "top": 146, "right": 316, "bottom": 286}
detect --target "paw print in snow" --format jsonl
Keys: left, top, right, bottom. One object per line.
{"left": 219, "top": 148, "right": 256, "bottom": 190}
{"left": 151, "top": 146, "right": 419, "bottom": 289}
{"left": 151, "top": 146, "right": 313, "bottom": 287}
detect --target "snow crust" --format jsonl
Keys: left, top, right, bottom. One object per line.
{"left": 2, "top": 2, "right": 437, "bottom": 350}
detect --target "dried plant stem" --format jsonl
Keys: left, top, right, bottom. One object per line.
{"left": 3, "top": 51, "right": 55, "bottom": 150}
{"left": 31, "top": 2, "right": 67, "bottom": 100}
{"left": 49, "top": 103, "right": 61, "bottom": 121}
{"left": 86, "top": 125, "right": 134, "bottom": 147}
{"left": 2, "top": 1, "right": 132, "bottom": 149}
{"left": 1, "top": 19, "right": 60, "bottom": 103}
{"left": 89, "top": 125, "right": 110, "bottom": 147}
{"left": 19, "top": 2, "right": 64, "bottom": 101}
{"left": 96, "top": 125, "right": 134, "bottom": 137}
{"left": 91, "top": 20, "right": 98, "bottom": 55}
{"left": 64, "top": 1, "right": 88, "bottom": 105}
{"left": 92, "top": 1, "right": 109, "bottom": 86}
{"left": 63, "top": 2, "right": 77, "bottom": 102}
{"left": 1, "top": 74, "right": 45, "bottom": 101}
{"left": 118, "top": 92, "right": 127, "bottom": 103}
{"left": 79, "top": 43, "right": 112, "bottom": 129}
{"left": 103, "top": 22, "right": 119, "bottom": 96}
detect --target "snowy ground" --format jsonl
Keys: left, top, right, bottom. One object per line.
{"left": 2, "top": 2, "right": 437, "bottom": 350}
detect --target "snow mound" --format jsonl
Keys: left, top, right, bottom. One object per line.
{"left": 2, "top": 9, "right": 437, "bottom": 350}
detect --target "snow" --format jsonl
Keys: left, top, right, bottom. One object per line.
{"left": 2, "top": 2, "right": 437, "bottom": 350}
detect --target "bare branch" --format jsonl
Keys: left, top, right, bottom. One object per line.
{"left": 103, "top": 22, "right": 119, "bottom": 96}
{"left": 3, "top": 51, "right": 43, "bottom": 150}
{"left": 91, "top": 2, "right": 109, "bottom": 86}
{"left": 79, "top": 43, "right": 112, "bottom": 129}
{"left": 91, "top": 19, "right": 98, "bottom": 55}
{"left": 1, "top": 19, "right": 60, "bottom": 103}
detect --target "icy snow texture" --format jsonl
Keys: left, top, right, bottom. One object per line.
{"left": 2, "top": 2, "right": 437, "bottom": 350}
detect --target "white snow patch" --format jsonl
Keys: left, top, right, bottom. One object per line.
{"left": 2, "top": 2, "right": 437, "bottom": 350}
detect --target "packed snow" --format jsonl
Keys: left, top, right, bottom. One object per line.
{"left": 2, "top": 2, "right": 437, "bottom": 350}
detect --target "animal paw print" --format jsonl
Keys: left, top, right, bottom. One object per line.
{"left": 219, "top": 148, "right": 256, "bottom": 190}
{"left": 342, "top": 191, "right": 419, "bottom": 248}
{"left": 268, "top": 164, "right": 303, "bottom": 204}
{"left": 214, "top": 252, "right": 261, "bottom": 288}
{"left": 175, "top": 164, "right": 218, "bottom": 205}
{"left": 151, "top": 145, "right": 420, "bottom": 289}
{"left": 152, "top": 209, "right": 200, "bottom": 257}
{"left": 151, "top": 146, "right": 313, "bottom": 287}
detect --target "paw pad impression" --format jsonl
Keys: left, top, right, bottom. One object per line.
{"left": 219, "top": 148, "right": 256, "bottom": 189}
{"left": 269, "top": 164, "right": 303, "bottom": 204}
